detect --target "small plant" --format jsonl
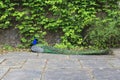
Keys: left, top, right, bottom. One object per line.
{"left": 2, "top": 44, "right": 13, "bottom": 51}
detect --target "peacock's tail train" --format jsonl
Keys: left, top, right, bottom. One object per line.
{"left": 31, "top": 44, "right": 111, "bottom": 55}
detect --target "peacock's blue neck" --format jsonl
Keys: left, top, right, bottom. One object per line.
{"left": 32, "top": 39, "right": 38, "bottom": 45}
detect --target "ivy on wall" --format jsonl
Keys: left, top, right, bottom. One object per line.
{"left": 0, "top": 0, "right": 120, "bottom": 49}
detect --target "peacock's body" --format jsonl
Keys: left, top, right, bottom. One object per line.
{"left": 31, "top": 39, "right": 111, "bottom": 55}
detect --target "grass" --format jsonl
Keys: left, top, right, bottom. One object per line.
{"left": 0, "top": 45, "right": 30, "bottom": 54}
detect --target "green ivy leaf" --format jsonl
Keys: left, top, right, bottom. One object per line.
{"left": 21, "top": 38, "right": 27, "bottom": 43}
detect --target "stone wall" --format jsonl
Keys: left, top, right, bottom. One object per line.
{"left": 0, "top": 27, "right": 21, "bottom": 47}
{"left": 45, "top": 30, "right": 63, "bottom": 45}
{"left": 0, "top": 27, "right": 63, "bottom": 47}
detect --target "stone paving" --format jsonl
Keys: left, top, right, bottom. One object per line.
{"left": 0, "top": 49, "right": 120, "bottom": 80}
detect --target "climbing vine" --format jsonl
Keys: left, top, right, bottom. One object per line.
{"left": 0, "top": 0, "right": 120, "bottom": 48}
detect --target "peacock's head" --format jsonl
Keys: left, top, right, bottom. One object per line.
{"left": 31, "top": 38, "right": 38, "bottom": 45}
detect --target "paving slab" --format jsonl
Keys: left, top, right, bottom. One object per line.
{"left": 46, "top": 59, "right": 81, "bottom": 70}
{"left": 38, "top": 53, "right": 70, "bottom": 60}
{"left": 22, "top": 59, "right": 46, "bottom": 70}
{"left": 80, "top": 59, "right": 112, "bottom": 69}
{"left": 1, "top": 59, "right": 26, "bottom": 68}
{"left": 0, "top": 59, "right": 5, "bottom": 64}
{"left": 0, "top": 67, "right": 9, "bottom": 79}
{"left": 93, "top": 68, "right": 120, "bottom": 80}
{"left": 70, "top": 55, "right": 116, "bottom": 60}
{"left": 108, "top": 58, "right": 120, "bottom": 68}
{"left": 43, "top": 69, "right": 92, "bottom": 80}
{"left": 2, "top": 69, "right": 41, "bottom": 80}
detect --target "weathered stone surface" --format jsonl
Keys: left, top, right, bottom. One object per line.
{"left": 93, "top": 68, "right": 120, "bottom": 80}
{"left": 43, "top": 69, "right": 91, "bottom": 80}
{"left": 0, "top": 59, "right": 5, "bottom": 64}
{"left": 1, "top": 52, "right": 38, "bottom": 59}
{"left": 2, "top": 69, "right": 41, "bottom": 80}
{"left": 22, "top": 59, "right": 46, "bottom": 70}
{"left": 1, "top": 59, "right": 26, "bottom": 68}
{"left": 38, "top": 53, "right": 69, "bottom": 60}
{"left": 47, "top": 59, "right": 81, "bottom": 70}
{"left": 0, "top": 28, "right": 20, "bottom": 47}
{"left": 108, "top": 58, "right": 120, "bottom": 68}
{"left": 70, "top": 55, "right": 115, "bottom": 60}
{"left": 0, "top": 67, "right": 9, "bottom": 79}
{"left": 80, "top": 59, "right": 112, "bottom": 69}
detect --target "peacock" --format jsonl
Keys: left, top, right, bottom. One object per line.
{"left": 31, "top": 38, "right": 111, "bottom": 55}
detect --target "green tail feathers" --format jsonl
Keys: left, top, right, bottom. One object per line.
{"left": 35, "top": 44, "right": 111, "bottom": 55}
